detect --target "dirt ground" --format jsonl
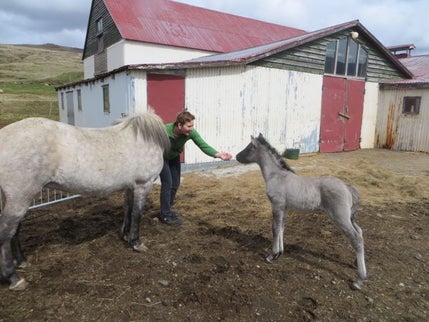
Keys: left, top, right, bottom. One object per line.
{"left": 0, "top": 149, "right": 428, "bottom": 321}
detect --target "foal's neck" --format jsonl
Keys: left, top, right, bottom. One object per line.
{"left": 258, "top": 150, "right": 289, "bottom": 180}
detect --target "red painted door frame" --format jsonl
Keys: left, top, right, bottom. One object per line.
{"left": 320, "top": 76, "right": 365, "bottom": 152}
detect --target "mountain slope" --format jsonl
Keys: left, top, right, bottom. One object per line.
{"left": 0, "top": 44, "right": 83, "bottom": 127}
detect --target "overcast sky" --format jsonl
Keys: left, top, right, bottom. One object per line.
{"left": 0, "top": 0, "right": 427, "bottom": 55}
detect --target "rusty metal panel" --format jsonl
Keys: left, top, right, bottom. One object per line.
{"left": 376, "top": 88, "right": 429, "bottom": 152}
{"left": 184, "top": 66, "right": 323, "bottom": 163}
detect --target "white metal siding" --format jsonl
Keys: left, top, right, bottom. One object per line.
{"left": 361, "top": 82, "right": 379, "bottom": 148}
{"left": 185, "top": 66, "right": 323, "bottom": 163}
{"left": 377, "top": 88, "right": 429, "bottom": 152}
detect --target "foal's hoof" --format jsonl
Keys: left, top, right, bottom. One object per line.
{"left": 9, "top": 278, "right": 28, "bottom": 291}
{"left": 266, "top": 254, "right": 277, "bottom": 263}
{"left": 352, "top": 279, "right": 364, "bottom": 290}
{"left": 133, "top": 243, "right": 148, "bottom": 252}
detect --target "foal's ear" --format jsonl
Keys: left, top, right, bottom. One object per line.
{"left": 250, "top": 135, "right": 258, "bottom": 145}
{"left": 258, "top": 133, "right": 264, "bottom": 139}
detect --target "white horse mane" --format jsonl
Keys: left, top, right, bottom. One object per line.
{"left": 115, "top": 111, "right": 170, "bottom": 151}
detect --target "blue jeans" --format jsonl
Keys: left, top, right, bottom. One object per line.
{"left": 159, "top": 156, "right": 181, "bottom": 217}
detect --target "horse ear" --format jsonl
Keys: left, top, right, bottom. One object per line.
{"left": 258, "top": 133, "right": 264, "bottom": 138}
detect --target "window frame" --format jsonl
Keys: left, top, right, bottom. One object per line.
{"left": 102, "top": 85, "right": 110, "bottom": 114}
{"left": 60, "top": 92, "right": 64, "bottom": 110}
{"left": 324, "top": 37, "right": 368, "bottom": 78}
{"left": 402, "top": 96, "right": 421, "bottom": 115}
{"left": 77, "top": 89, "right": 82, "bottom": 111}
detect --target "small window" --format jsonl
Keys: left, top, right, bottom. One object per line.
{"left": 77, "top": 89, "right": 82, "bottom": 111}
{"left": 346, "top": 39, "right": 358, "bottom": 76}
{"left": 324, "top": 41, "right": 337, "bottom": 74}
{"left": 357, "top": 47, "right": 368, "bottom": 77}
{"left": 324, "top": 37, "right": 368, "bottom": 78}
{"left": 96, "top": 18, "right": 103, "bottom": 35}
{"left": 402, "top": 96, "right": 421, "bottom": 114}
{"left": 96, "top": 18, "right": 104, "bottom": 52}
{"left": 61, "top": 92, "right": 64, "bottom": 110}
{"left": 102, "top": 85, "right": 110, "bottom": 114}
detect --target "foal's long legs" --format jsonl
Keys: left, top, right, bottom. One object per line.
{"left": 328, "top": 208, "right": 367, "bottom": 289}
{"left": 266, "top": 203, "right": 286, "bottom": 262}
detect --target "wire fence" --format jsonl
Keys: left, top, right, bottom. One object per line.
{"left": 0, "top": 189, "right": 80, "bottom": 212}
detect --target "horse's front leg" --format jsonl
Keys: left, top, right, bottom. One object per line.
{"left": 124, "top": 181, "right": 154, "bottom": 252}
{"left": 266, "top": 204, "right": 286, "bottom": 263}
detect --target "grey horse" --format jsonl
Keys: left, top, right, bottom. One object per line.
{"left": 0, "top": 110, "right": 170, "bottom": 290}
{"left": 236, "top": 134, "right": 366, "bottom": 289}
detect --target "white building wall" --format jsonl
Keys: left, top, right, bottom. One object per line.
{"left": 83, "top": 40, "right": 214, "bottom": 79}
{"left": 185, "top": 66, "right": 323, "bottom": 164}
{"left": 83, "top": 56, "right": 95, "bottom": 79}
{"left": 360, "top": 82, "right": 379, "bottom": 148}
{"left": 58, "top": 71, "right": 138, "bottom": 128}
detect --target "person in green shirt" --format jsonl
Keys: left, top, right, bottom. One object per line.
{"left": 159, "top": 111, "right": 232, "bottom": 225}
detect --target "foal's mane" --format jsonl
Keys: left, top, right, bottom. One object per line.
{"left": 116, "top": 111, "right": 170, "bottom": 151}
{"left": 257, "top": 136, "right": 295, "bottom": 173}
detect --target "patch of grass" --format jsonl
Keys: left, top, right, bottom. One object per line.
{"left": 0, "top": 44, "right": 83, "bottom": 126}
{"left": 0, "top": 81, "right": 57, "bottom": 95}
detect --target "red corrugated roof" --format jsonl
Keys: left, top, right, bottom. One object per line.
{"left": 103, "top": 0, "right": 307, "bottom": 52}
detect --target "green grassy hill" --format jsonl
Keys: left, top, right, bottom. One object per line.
{"left": 0, "top": 44, "right": 83, "bottom": 127}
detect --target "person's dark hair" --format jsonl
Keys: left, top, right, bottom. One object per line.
{"left": 175, "top": 111, "right": 195, "bottom": 126}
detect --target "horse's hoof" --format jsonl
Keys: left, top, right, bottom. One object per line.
{"left": 133, "top": 243, "right": 148, "bottom": 252}
{"left": 18, "top": 261, "right": 29, "bottom": 269}
{"left": 9, "top": 278, "right": 28, "bottom": 291}
{"left": 266, "top": 255, "right": 274, "bottom": 263}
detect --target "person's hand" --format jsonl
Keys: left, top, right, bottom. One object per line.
{"left": 215, "top": 152, "right": 233, "bottom": 160}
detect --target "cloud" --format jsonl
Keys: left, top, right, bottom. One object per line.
{"left": 0, "top": 0, "right": 90, "bottom": 48}
{"left": 0, "top": 0, "right": 427, "bottom": 54}
{"left": 177, "top": 0, "right": 429, "bottom": 55}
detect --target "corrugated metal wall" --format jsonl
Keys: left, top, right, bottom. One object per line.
{"left": 361, "top": 82, "right": 379, "bottom": 149}
{"left": 185, "top": 65, "right": 323, "bottom": 163}
{"left": 376, "top": 88, "right": 429, "bottom": 152}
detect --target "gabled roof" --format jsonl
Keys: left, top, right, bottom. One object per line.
{"left": 181, "top": 20, "right": 413, "bottom": 78}
{"left": 102, "top": 0, "right": 307, "bottom": 52}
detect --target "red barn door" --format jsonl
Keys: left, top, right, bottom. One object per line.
{"left": 147, "top": 73, "right": 185, "bottom": 160}
{"left": 147, "top": 73, "right": 185, "bottom": 123}
{"left": 320, "top": 76, "right": 365, "bottom": 152}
